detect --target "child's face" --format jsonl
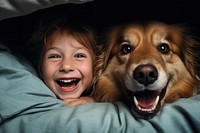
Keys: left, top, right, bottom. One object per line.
{"left": 42, "top": 33, "right": 93, "bottom": 100}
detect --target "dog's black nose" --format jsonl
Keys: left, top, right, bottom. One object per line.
{"left": 133, "top": 64, "right": 158, "bottom": 86}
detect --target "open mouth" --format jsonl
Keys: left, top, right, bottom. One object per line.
{"left": 56, "top": 78, "right": 80, "bottom": 91}
{"left": 132, "top": 84, "right": 168, "bottom": 118}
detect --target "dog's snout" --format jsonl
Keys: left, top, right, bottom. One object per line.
{"left": 133, "top": 64, "right": 158, "bottom": 86}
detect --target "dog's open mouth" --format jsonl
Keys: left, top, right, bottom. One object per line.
{"left": 132, "top": 85, "right": 167, "bottom": 118}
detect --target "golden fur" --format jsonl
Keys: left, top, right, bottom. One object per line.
{"left": 92, "top": 21, "right": 200, "bottom": 118}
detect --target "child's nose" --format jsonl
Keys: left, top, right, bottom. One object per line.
{"left": 59, "top": 59, "right": 75, "bottom": 72}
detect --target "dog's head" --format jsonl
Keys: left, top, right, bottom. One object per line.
{"left": 94, "top": 21, "right": 200, "bottom": 118}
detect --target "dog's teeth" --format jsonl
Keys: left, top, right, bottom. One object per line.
{"left": 133, "top": 96, "right": 138, "bottom": 106}
{"left": 133, "top": 96, "right": 160, "bottom": 112}
{"left": 154, "top": 96, "right": 159, "bottom": 107}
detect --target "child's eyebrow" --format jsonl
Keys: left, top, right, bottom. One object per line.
{"left": 45, "top": 47, "right": 60, "bottom": 52}
{"left": 73, "top": 45, "right": 89, "bottom": 51}
{"left": 72, "top": 44, "right": 87, "bottom": 49}
{"left": 46, "top": 47, "right": 57, "bottom": 50}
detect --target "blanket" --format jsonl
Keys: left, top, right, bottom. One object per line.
{"left": 0, "top": 1, "right": 200, "bottom": 133}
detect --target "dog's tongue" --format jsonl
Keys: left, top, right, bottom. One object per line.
{"left": 135, "top": 90, "right": 160, "bottom": 108}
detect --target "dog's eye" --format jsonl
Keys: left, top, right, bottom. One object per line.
{"left": 157, "top": 43, "right": 170, "bottom": 54}
{"left": 121, "top": 44, "right": 133, "bottom": 54}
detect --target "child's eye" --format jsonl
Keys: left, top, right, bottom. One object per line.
{"left": 75, "top": 53, "right": 86, "bottom": 58}
{"left": 48, "top": 54, "right": 61, "bottom": 59}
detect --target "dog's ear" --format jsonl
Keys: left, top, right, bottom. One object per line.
{"left": 92, "top": 26, "right": 121, "bottom": 84}
{"left": 92, "top": 44, "right": 105, "bottom": 82}
{"left": 168, "top": 23, "right": 200, "bottom": 79}
{"left": 103, "top": 25, "right": 122, "bottom": 68}
{"left": 181, "top": 32, "right": 200, "bottom": 78}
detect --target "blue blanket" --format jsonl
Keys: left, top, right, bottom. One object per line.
{"left": 0, "top": 44, "right": 200, "bottom": 133}
{"left": 0, "top": 0, "right": 200, "bottom": 132}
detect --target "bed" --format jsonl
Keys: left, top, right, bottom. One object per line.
{"left": 0, "top": 0, "right": 200, "bottom": 133}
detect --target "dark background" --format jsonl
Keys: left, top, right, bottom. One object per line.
{"left": 0, "top": 0, "right": 200, "bottom": 51}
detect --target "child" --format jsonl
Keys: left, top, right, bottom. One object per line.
{"left": 27, "top": 18, "right": 97, "bottom": 106}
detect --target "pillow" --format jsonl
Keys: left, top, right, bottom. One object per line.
{"left": 0, "top": 0, "right": 93, "bottom": 21}
{"left": 1, "top": 44, "right": 200, "bottom": 133}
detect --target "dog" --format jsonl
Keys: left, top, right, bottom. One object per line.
{"left": 92, "top": 21, "right": 200, "bottom": 119}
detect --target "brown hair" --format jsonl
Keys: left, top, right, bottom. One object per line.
{"left": 27, "top": 18, "right": 97, "bottom": 76}
{"left": 26, "top": 18, "right": 97, "bottom": 95}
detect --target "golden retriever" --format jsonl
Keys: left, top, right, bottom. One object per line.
{"left": 92, "top": 21, "right": 200, "bottom": 119}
